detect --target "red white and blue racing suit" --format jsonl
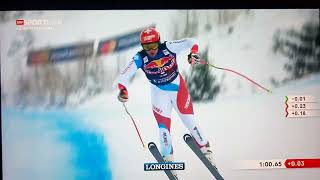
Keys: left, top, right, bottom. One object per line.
{"left": 118, "top": 39, "right": 209, "bottom": 156}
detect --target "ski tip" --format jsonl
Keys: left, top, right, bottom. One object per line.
{"left": 148, "top": 142, "right": 156, "bottom": 149}
{"left": 183, "top": 134, "right": 192, "bottom": 141}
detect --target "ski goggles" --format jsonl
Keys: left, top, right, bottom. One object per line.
{"left": 141, "top": 42, "right": 160, "bottom": 51}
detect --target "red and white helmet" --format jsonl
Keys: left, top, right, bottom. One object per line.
{"left": 140, "top": 27, "right": 160, "bottom": 44}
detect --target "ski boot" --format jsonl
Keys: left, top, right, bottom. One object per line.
{"left": 200, "top": 143, "right": 219, "bottom": 171}
{"left": 163, "top": 154, "right": 179, "bottom": 180}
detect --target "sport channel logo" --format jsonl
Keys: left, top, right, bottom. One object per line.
{"left": 16, "top": 19, "right": 62, "bottom": 31}
{"left": 144, "top": 162, "right": 185, "bottom": 171}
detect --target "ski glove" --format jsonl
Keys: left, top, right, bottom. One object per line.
{"left": 188, "top": 52, "right": 201, "bottom": 65}
{"left": 118, "top": 84, "right": 128, "bottom": 103}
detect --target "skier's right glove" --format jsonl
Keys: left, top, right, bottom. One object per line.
{"left": 117, "top": 84, "right": 128, "bottom": 103}
{"left": 188, "top": 52, "right": 201, "bottom": 65}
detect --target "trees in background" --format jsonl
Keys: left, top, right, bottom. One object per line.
{"left": 184, "top": 47, "right": 220, "bottom": 102}
{"left": 172, "top": 10, "right": 225, "bottom": 102}
{"left": 272, "top": 21, "right": 320, "bottom": 85}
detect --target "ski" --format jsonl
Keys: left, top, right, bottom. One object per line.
{"left": 148, "top": 142, "right": 177, "bottom": 180}
{"left": 183, "top": 134, "right": 224, "bottom": 180}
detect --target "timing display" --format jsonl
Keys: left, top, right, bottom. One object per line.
{"left": 285, "top": 95, "right": 320, "bottom": 118}
{"left": 234, "top": 159, "right": 320, "bottom": 169}
{"left": 285, "top": 159, "right": 320, "bottom": 168}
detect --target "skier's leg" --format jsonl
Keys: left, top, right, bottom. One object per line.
{"left": 151, "top": 85, "right": 179, "bottom": 179}
{"left": 170, "top": 74, "right": 209, "bottom": 147}
{"left": 170, "top": 74, "right": 217, "bottom": 168}
{"left": 151, "top": 85, "right": 173, "bottom": 157}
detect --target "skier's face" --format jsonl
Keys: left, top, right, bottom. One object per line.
{"left": 146, "top": 48, "right": 158, "bottom": 57}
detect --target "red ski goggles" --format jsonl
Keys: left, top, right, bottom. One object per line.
{"left": 141, "top": 42, "right": 160, "bottom": 51}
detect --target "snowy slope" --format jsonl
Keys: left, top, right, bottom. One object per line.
{"left": 3, "top": 73, "right": 319, "bottom": 180}
{"left": 2, "top": 109, "right": 112, "bottom": 180}
{"left": 79, "top": 72, "right": 320, "bottom": 180}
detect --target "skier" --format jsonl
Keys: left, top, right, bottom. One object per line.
{"left": 117, "top": 27, "right": 217, "bottom": 178}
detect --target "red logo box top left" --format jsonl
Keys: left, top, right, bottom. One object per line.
{"left": 16, "top": 19, "right": 24, "bottom": 25}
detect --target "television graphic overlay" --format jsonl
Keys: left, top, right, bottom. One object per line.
{"left": 1, "top": 9, "right": 320, "bottom": 180}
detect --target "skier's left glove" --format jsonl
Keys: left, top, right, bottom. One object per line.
{"left": 118, "top": 84, "right": 128, "bottom": 103}
{"left": 188, "top": 52, "right": 201, "bottom": 65}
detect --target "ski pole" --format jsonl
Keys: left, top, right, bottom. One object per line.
{"left": 123, "top": 103, "right": 146, "bottom": 149}
{"left": 197, "top": 59, "right": 272, "bottom": 94}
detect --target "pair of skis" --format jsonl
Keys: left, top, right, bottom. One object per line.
{"left": 148, "top": 134, "right": 224, "bottom": 180}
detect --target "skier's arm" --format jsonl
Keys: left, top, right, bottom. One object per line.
{"left": 165, "top": 38, "right": 200, "bottom": 65}
{"left": 117, "top": 54, "right": 143, "bottom": 102}
{"left": 165, "top": 38, "right": 199, "bottom": 54}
